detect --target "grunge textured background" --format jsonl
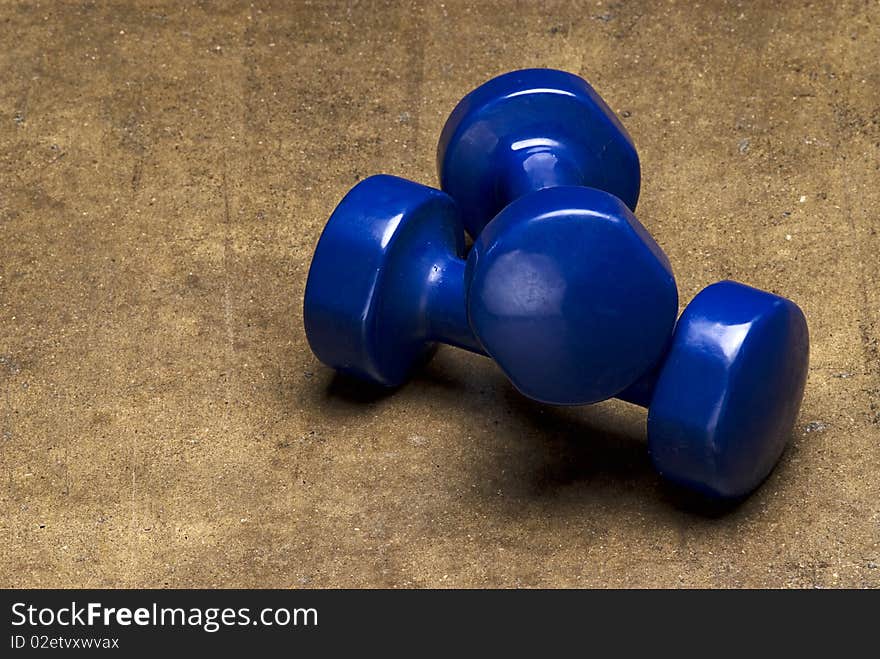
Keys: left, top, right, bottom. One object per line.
{"left": 1, "top": 0, "right": 878, "bottom": 587}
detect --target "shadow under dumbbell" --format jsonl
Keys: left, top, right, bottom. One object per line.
{"left": 315, "top": 352, "right": 783, "bottom": 518}
{"left": 323, "top": 356, "right": 465, "bottom": 405}
{"left": 325, "top": 372, "right": 399, "bottom": 404}
{"left": 656, "top": 481, "right": 747, "bottom": 518}
{"left": 491, "top": 385, "right": 770, "bottom": 518}
{"left": 504, "top": 394, "right": 653, "bottom": 491}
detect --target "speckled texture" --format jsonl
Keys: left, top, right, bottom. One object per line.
{"left": 1, "top": 0, "right": 878, "bottom": 588}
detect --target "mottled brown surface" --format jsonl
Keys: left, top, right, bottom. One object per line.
{"left": 1, "top": 0, "right": 878, "bottom": 588}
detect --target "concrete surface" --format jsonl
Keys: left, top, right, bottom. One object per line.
{"left": 1, "top": 0, "right": 879, "bottom": 588}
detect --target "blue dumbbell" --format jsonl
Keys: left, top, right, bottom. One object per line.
{"left": 438, "top": 68, "right": 641, "bottom": 238}
{"left": 438, "top": 69, "right": 810, "bottom": 498}
{"left": 303, "top": 174, "right": 809, "bottom": 497}
{"left": 304, "top": 174, "right": 678, "bottom": 406}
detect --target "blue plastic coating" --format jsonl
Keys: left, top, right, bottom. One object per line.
{"left": 304, "top": 178, "right": 809, "bottom": 498}
{"left": 304, "top": 68, "right": 812, "bottom": 500}
{"left": 434, "top": 68, "right": 811, "bottom": 498}
{"left": 438, "top": 68, "right": 641, "bottom": 238}
{"left": 303, "top": 175, "right": 478, "bottom": 388}
{"left": 618, "top": 281, "right": 810, "bottom": 499}
{"left": 304, "top": 175, "right": 678, "bottom": 405}
{"left": 467, "top": 185, "right": 677, "bottom": 405}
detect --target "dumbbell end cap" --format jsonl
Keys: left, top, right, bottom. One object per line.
{"left": 647, "top": 281, "right": 809, "bottom": 499}
{"left": 467, "top": 186, "right": 678, "bottom": 405}
{"left": 303, "top": 175, "right": 462, "bottom": 386}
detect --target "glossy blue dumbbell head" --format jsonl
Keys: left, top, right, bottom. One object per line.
{"left": 467, "top": 186, "right": 678, "bottom": 405}
{"left": 437, "top": 68, "right": 640, "bottom": 237}
{"left": 303, "top": 175, "right": 465, "bottom": 387}
{"left": 647, "top": 281, "right": 809, "bottom": 499}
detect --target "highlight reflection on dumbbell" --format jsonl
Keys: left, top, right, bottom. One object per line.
{"left": 303, "top": 175, "right": 677, "bottom": 406}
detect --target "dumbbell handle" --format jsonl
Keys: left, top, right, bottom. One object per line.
{"left": 423, "top": 255, "right": 486, "bottom": 355}
{"left": 499, "top": 140, "right": 583, "bottom": 206}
